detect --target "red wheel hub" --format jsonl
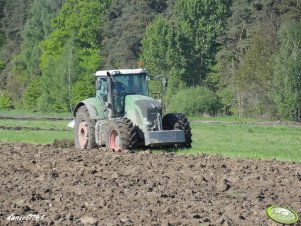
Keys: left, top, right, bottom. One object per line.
{"left": 109, "top": 129, "right": 120, "bottom": 151}
{"left": 78, "top": 121, "right": 88, "bottom": 149}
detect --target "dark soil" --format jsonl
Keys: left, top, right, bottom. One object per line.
{"left": 0, "top": 142, "right": 300, "bottom": 226}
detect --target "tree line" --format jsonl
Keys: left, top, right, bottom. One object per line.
{"left": 0, "top": 0, "right": 300, "bottom": 121}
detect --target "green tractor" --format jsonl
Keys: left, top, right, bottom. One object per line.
{"left": 70, "top": 69, "right": 192, "bottom": 151}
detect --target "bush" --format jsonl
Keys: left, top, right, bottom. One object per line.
{"left": 23, "top": 78, "right": 42, "bottom": 109}
{"left": 0, "top": 95, "right": 13, "bottom": 109}
{"left": 168, "top": 86, "right": 221, "bottom": 116}
{"left": 71, "top": 75, "right": 95, "bottom": 107}
{"left": 0, "top": 60, "right": 5, "bottom": 71}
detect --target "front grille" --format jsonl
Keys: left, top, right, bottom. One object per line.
{"left": 135, "top": 100, "right": 162, "bottom": 123}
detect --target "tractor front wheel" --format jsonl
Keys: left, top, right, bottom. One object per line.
{"left": 106, "top": 118, "right": 138, "bottom": 151}
{"left": 74, "top": 106, "right": 97, "bottom": 149}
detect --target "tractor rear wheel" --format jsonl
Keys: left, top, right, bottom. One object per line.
{"left": 162, "top": 113, "right": 192, "bottom": 148}
{"left": 74, "top": 106, "right": 97, "bottom": 149}
{"left": 106, "top": 118, "right": 138, "bottom": 151}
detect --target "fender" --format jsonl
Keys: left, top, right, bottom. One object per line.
{"left": 74, "top": 97, "right": 107, "bottom": 120}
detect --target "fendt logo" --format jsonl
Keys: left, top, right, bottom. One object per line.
{"left": 267, "top": 206, "right": 299, "bottom": 225}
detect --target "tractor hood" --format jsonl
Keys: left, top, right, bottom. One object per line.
{"left": 124, "top": 95, "right": 162, "bottom": 131}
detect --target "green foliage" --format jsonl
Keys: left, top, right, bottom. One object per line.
{"left": 0, "top": 94, "right": 13, "bottom": 109}
{"left": 37, "top": 57, "right": 62, "bottom": 112}
{"left": 38, "top": 40, "right": 76, "bottom": 112}
{"left": 5, "top": 65, "right": 30, "bottom": 108}
{"left": 23, "top": 78, "right": 42, "bottom": 109}
{"left": 174, "top": 0, "right": 232, "bottom": 85}
{"left": 19, "top": 0, "right": 63, "bottom": 77}
{"left": 0, "top": 31, "right": 4, "bottom": 48}
{"left": 40, "top": 0, "right": 103, "bottom": 69}
{"left": 204, "top": 64, "right": 235, "bottom": 115}
{"left": 0, "top": 59, "right": 5, "bottom": 71}
{"left": 217, "top": 87, "right": 236, "bottom": 115}
{"left": 273, "top": 21, "right": 301, "bottom": 121}
{"left": 1, "top": 0, "right": 301, "bottom": 120}
{"left": 38, "top": 0, "right": 104, "bottom": 112}
{"left": 101, "top": 0, "right": 168, "bottom": 68}
{"left": 142, "top": 0, "right": 231, "bottom": 103}
{"left": 142, "top": 16, "right": 177, "bottom": 96}
{"left": 71, "top": 74, "right": 95, "bottom": 106}
{"left": 72, "top": 48, "right": 101, "bottom": 106}
{"left": 204, "top": 65, "right": 223, "bottom": 92}
{"left": 0, "top": 0, "right": 62, "bottom": 108}
{"left": 0, "top": 0, "right": 32, "bottom": 91}
{"left": 169, "top": 86, "right": 221, "bottom": 116}
{"left": 216, "top": 0, "right": 301, "bottom": 120}
{"left": 216, "top": 1, "right": 277, "bottom": 116}
{"left": 234, "top": 30, "right": 276, "bottom": 117}
{"left": 142, "top": 16, "right": 172, "bottom": 75}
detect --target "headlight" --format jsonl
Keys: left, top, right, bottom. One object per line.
{"left": 144, "top": 118, "right": 153, "bottom": 127}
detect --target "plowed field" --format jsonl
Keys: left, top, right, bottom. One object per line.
{"left": 0, "top": 142, "right": 300, "bottom": 225}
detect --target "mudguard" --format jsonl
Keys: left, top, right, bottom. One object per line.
{"left": 73, "top": 97, "right": 107, "bottom": 120}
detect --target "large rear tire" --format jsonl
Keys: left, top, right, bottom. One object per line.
{"left": 74, "top": 106, "right": 97, "bottom": 149}
{"left": 106, "top": 118, "right": 138, "bottom": 151}
{"left": 162, "top": 113, "right": 192, "bottom": 148}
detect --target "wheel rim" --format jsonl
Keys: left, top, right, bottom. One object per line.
{"left": 109, "top": 129, "right": 120, "bottom": 151}
{"left": 78, "top": 121, "right": 88, "bottom": 149}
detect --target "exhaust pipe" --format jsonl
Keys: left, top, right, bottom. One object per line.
{"left": 107, "top": 71, "right": 115, "bottom": 118}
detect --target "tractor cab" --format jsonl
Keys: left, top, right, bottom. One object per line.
{"left": 95, "top": 69, "right": 148, "bottom": 115}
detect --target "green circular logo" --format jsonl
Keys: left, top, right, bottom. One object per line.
{"left": 267, "top": 206, "right": 299, "bottom": 225}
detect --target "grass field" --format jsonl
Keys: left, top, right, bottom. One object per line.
{"left": 0, "top": 109, "right": 300, "bottom": 162}
{"left": 0, "top": 109, "right": 73, "bottom": 144}
{"left": 185, "top": 122, "right": 301, "bottom": 162}
{"left": 0, "top": 109, "right": 72, "bottom": 118}
{"left": 0, "top": 119, "right": 71, "bottom": 130}
{"left": 0, "top": 129, "right": 73, "bottom": 144}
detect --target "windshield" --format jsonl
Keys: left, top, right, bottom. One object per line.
{"left": 113, "top": 74, "right": 148, "bottom": 96}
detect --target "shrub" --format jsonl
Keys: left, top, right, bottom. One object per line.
{"left": 23, "top": 78, "right": 42, "bottom": 109}
{"left": 0, "top": 60, "right": 5, "bottom": 71}
{"left": 71, "top": 75, "right": 95, "bottom": 107}
{"left": 0, "top": 95, "right": 13, "bottom": 109}
{"left": 168, "top": 86, "right": 221, "bottom": 116}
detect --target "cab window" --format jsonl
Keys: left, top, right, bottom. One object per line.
{"left": 96, "top": 77, "right": 108, "bottom": 102}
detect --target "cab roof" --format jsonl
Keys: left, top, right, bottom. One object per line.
{"left": 95, "top": 68, "right": 147, "bottom": 77}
